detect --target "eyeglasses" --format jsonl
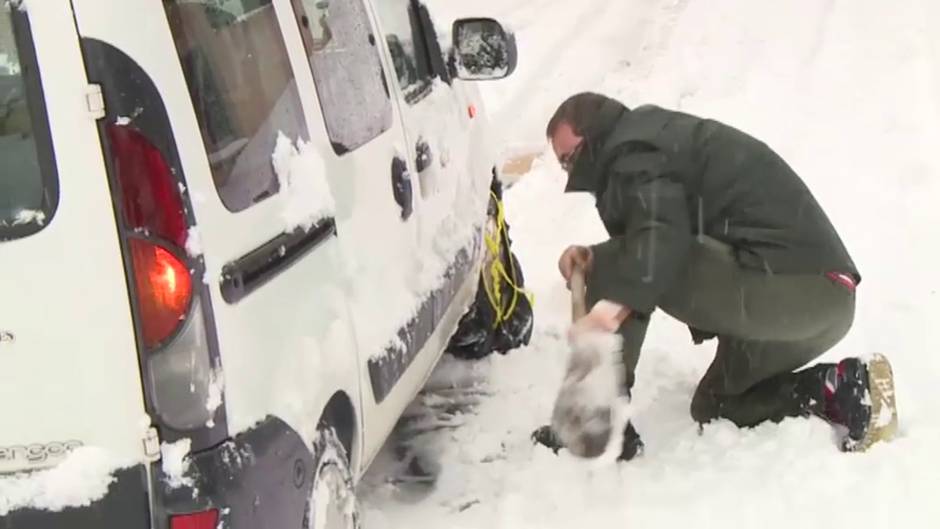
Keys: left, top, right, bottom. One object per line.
{"left": 559, "top": 140, "right": 584, "bottom": 173}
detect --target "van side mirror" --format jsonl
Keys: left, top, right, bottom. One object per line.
{"left": 451, "top": 18, "right": 517, "bottom": 80}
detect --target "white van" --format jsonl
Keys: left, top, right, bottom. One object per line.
{"left": 0, "top": 0, "right": 517, "bottom": 527}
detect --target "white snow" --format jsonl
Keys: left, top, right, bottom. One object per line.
{"left": 0, "top": 447, "right": 130, "bottom": 516}
{"left": 160, "top": 439, "right": 194, "bottom": 489}
{"left": 185, "top": 226, "right": 203, "bottom": 257}
{"left": 271, "top": 132, "right": 335, "bottom": 233}
{"left": 205, "top": 368, "right": 224, "bottom": 428}
{"left": 360, "top": 0, "right": 940, "bottom": 527}
{"left": 313, "top": 474, "right": 332, "bottom": 529}
{"left": 115, "top": 116, "right": 132, "bottom": 126}
{"left": 11, "top": 209, "right": 45, "bottom": 226}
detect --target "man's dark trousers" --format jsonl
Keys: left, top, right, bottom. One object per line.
{"left": 586, "top": 235, "right": 856, "bottom": 426}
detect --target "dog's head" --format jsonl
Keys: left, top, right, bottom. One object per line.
{"left": 556, "top": 408, "right": 613, "bottom": 458}
{"left": 551, "top": 381, "right": 614, "bottom": 458}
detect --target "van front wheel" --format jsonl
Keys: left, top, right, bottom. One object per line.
{"left": 304, "top": 427, "right": 359, "bottom": 529}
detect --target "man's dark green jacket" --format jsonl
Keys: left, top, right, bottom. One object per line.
{"left": 567, "top": 99, "right": 859, "bottom": 314}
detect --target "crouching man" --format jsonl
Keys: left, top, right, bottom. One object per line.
{"left": 533, "top": 92, "right": 897, "bottom": 460}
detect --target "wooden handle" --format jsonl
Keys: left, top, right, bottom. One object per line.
{"left": 570, "top": 265, "right": 588, "bottom": 321}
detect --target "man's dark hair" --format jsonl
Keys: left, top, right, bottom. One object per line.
{"left": 546, "top": 92, "right": 612, "bottom": 138}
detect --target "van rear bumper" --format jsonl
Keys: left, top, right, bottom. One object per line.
{"left": 0, "top": 465, "right": 151, "bottom": 529}
{"left": 152, "top": 416, "right": 315, "bottom": 529}
{"left": 1, "top": 416, "right": 315, "bottom": 529}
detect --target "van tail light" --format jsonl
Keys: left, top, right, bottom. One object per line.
{"left": 170, "top": 509, "right": 219, "bottom": 529}
{"left": 83, "top": 38, "right": 227, "bottom": 447}
{"left": 108, "top": 125, "right": 188, "bottom": 247}
{"left": 105, "top": 121, "right": 222, "bottom": 433}
{"left": 129, "top": 239, "right": 192, "bottom": 348}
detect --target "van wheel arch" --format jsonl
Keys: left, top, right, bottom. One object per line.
{"left": 318, "top": 392, "right": 357, "bottom": 465}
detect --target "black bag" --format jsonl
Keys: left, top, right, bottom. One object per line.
{"left": 447, "top": 181, "right": 534, "bottom": 360}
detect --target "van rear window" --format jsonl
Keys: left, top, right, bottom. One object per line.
{"left": 164, "top": 0, "right": 308, "bottom": 213}
{"left": 0, "top": 4, "right": 58, "bottom": 242}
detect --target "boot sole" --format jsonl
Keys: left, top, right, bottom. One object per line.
{"left": 846, "top": 353, "right": 898, "bottom": 452}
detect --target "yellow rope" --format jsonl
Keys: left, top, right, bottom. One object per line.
{"left": 482, "top": 191, "right": 534, "bottom": 328}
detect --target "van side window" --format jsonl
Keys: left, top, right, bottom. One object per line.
{"left": 0, "top": 4, "right": 58, "bottom": 242}
{"left": 373, "top": 0, "right": 433, "bottom": 104}
{"left": 164, "top": 0, "right": 308, "bottom": 213}
{"left": 290, "top": 0, "right": 393, "bottom": 155}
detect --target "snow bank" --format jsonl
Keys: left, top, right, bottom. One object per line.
{"left": 0, "top": 447, "right": 132, "bottom": 516}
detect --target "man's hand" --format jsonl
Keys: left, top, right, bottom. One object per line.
{"left": 558, "top": 245, "right": 594, "bottom": 284}
{"left": 569, "top": 300, "right": 631, "bottom": 339}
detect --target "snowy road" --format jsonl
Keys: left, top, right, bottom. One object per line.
{"left": 360, "top": 1, "right": 940, "bottom": 527}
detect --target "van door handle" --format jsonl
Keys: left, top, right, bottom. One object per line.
{"left": 415, "top": 139, "right": 433, "bottom": 173}
{"left": 220, "top": 219, "right": 337, "bottom": 304}
{"left": 391, "top": 156, "right": 413, "bottom": 220}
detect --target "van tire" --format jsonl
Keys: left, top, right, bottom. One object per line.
{"left": 303, "top": 426, "right": 359, "bottom": 529}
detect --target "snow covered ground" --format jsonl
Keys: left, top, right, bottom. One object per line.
{"left": 359, "top": 1, "right": 940, "bottom": 527}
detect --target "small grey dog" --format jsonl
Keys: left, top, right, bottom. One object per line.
{"left": 550, "top": 330, "right": 624, "bottom": 458}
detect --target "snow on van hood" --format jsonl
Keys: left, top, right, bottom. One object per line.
{"left": 0, "top": 447, "right": 133, "bottom": 516}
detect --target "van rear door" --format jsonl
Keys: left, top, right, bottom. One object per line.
{"left": 0, "top": 1, "right": 148, "bottom": 475}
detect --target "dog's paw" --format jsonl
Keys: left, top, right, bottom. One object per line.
{"left": 531, "top": 425, "right": 564, "bottom": 454}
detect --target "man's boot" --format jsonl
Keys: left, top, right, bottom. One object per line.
{"left": 795, "top": 355, "right": 898, "bottom": 451}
